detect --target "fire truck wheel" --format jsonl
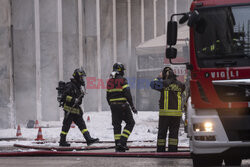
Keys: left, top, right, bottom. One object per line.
{"left": 192, "top": 155, "right": 223, "bottom": 167}
{"left": 224, "top": 157, "right": 242, "bottom": 166}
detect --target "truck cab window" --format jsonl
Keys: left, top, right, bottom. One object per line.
{"left": 194, "top": 5, "right": 250, "bottom": 68}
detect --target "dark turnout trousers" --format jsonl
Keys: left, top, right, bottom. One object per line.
{"left": 111, "top": 103, "right": 135, "bottom": 149}
{"left": 157, "top": 116, "right": 181, "bottom": 152}
{"left": 60, "top": 110, "right": 97, "bottom": 145}
{"left": 61, "top": 111, "right": 87, "bottom": 134}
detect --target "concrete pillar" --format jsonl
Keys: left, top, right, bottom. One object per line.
{"left": 78, "top": 0, "right": 83, "bottom": 68}
{"left": 141, "top": 0, "right": 144, "bottom": 43}
{"left": 34, "top": 0, "right": 42, "bottom": 121}
{"left": 167, "top": 0, "right": 175, "bottom": 21}
{"left": 116, "top": 0, "right": 128, "bottom": 68}
{"left": 12, "top": 0, "right": 37, "bottom": 124}
{"left": 156, "top": 0, "right": 165, "bottom": 36}
{"left": 62, "top": 0, "right": 78, "bottom": 80}
{"left": 100, "top": 0, "right": 113, "bottom": 111}
{"left": 165, "top": 0, "right": 168, "bottom": 33}
{"left": 0, "top": 0, "right": 13, "bottom": 129}
{"left": 144, "top": 0, "right": 153, "bottom": 41}
{"left": 112, "top": 0, "right": 117, "bottom": 64}
{"left": 96, "top": 0, "right": 101, "bottom": 112}
{"left": 83, "top": 0, "right": 98, "bottom": 112}
{"left": 40, "top": 0, "right": 60, "bottom": 121}
{"left": 131, "top": 0, "right": 141, "bottom": 106}
{"left": 58, "top": 0, "right": 63, "bottom": 81}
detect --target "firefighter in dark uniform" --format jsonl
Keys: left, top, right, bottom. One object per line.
{"left": 59, "top": 67, "right": 99, "bottom": 146}
{"left": 106, "top": 62, "right": 137, "bottom": 152}
{"left": 150, "top": 67, "right": 185, "bottom": 152}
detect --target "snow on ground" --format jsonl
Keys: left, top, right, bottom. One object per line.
{"left": 0, "top": 111, "right": 189, "bottom": 149}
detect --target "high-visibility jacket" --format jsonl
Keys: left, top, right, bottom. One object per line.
{"left": 62, "top": 79, "right": 83, "bottom": 114}
{"left": 150, "top": 78, "right": 185, "bottom": 116}
{"left": 106, "top": 74, "right": 134, "bottom": 107}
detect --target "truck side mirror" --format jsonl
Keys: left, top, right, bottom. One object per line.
{"left": 179, "top": 13, "right": 189, "bottom": 24}
{"left": 167, "top": 21, "right": 177, "bottom": 45}
{"left": 165, "top": 47, "right": 177, "bottom": 59}
{"left": 166, "top": 12, "right": 193, "bottom": 69}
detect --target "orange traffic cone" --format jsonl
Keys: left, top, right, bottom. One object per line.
{"left": 34, "top": 120, "right": 39, "bottom": 128}
{"left": 35, "top": 127, "right": 45, "bottom": 141}
{"left": 71, "top": 121, "right": 76, "bottom": 128}
{"left": 16, "top": 125, "right": 22, "bottom": 137}
{"left": 87, "top": 116, "right": 90, "bottom": 122}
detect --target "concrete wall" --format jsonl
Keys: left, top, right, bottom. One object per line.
{"left": 156, "top": 0, "right": 165, "bottom": 36}
{"left": 100, "top": 0, "right": 113, "bottom": 111}
{"left": 0, "top": 0, "right": 13, "bottom": 129}
{"left": 62, "top": 0, "right": 79, "bottom": 79}
{"left": 12, "top": 0, "right": 37, "bottom": 126}
{"left": 131, "top": 0, "right": 142, "bottom": 103}
{"left": 144, "top": 0, "right": 154, "bottom": 41}
{"left": 83, "top": 0, "right": 98, "bottom": 112}
{"left": 0, "top": 0, "right": 192, "bottom": 128}
{"left": 40, "top": 0, "right": 60, "bottom": 121}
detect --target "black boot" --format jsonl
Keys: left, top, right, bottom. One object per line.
{"left": 83, "top": 131, "right": 99, "bottom": 146}
{"left": 59, "top": 134, "right": 70, "bottom": 147}
{"left": 116, "top": 142, "right": 126, "bottom": 152}
{"left": 124, "top": 143, "right": 129, "bottom": 150}
{"left": 115, "top": 140, "right": 119, "bottom": 152}
{"left": 115, "top": 136, "right": 127, "bottom": 152}
{"left": 157, "top": 146, "right": 165, "bottom": 152}
{"left": 115, "top": 140, "right": 128, "bottom": 152}
{"left": 168, "top": 145, "right": 177, "bottom": 152}
{"left": 115, "top": 140, "right": 126, "bottom": 152}
{"left": 86, "top": 138, "right": 99, "bottom": 146}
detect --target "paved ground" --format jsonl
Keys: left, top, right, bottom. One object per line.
{"left": 0, "top": 156, "right": 250, "bottom": 167}
{"left": 0, "top": 156, "right": 192, "bottom": 167}
{"left": 0, "top": 144, "right": 250, "bottom": 166}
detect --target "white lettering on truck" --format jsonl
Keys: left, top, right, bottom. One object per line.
{"left": 211, "top": 70, "right": 239, "bottom": 79}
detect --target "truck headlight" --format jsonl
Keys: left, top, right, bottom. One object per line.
{"left": 193, "top": 122, "right": 215, "bottom": 141}
{"left": 204, "top": 122, "right": 213, "bottom": 132}
{"left": 193, "top": 122, "right": 214, "bottom": 132}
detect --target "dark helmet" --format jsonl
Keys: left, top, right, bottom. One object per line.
{"left": 162, "top": 67, "right": 176, "bottom": 80}
{"left": 73, "top": 67, "right": 86, "bottom": 86}
{"left": 113, "top": 62, "right": 126, "bottom": 76}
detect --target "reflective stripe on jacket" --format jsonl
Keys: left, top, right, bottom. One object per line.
{"left": 150, "top": 78, "right": 185, "bottom": 117}
{"left": 106, "top": 75, "right": 134, "bottom": 107}
{"left": 63, "top": 104, "right": 80, "bottom": 114}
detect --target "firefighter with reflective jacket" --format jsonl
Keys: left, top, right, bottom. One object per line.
{"left": 150, "top": 67, "right": 185, "bottom": 152}
{"left": 106, "top": 62, "right": 137, "bottom": 152}
{"left": 59, "top": 67, "right": 99, "bottom": 146}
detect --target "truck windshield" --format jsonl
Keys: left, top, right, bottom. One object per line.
{"left": 194, "top": 5, "right": 250, "bottom": 68}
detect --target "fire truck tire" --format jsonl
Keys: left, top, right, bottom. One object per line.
{"left": 192, "top": 155, "right": 223, "bottom": 167}
{"left": 224, "top": 157, "right": 242, "bottom": 166}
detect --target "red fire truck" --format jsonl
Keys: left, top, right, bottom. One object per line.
{"left": 166, "top": 0, "right": 250, "bottom": 166}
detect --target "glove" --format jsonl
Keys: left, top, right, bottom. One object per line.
{"left": 131, "top": 106, "right": 138, "bottom": 114}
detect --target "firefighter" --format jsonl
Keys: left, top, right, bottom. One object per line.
{"left": 150, "top": 67, "right": 185, "bottom": 152}
{"left": 59, "top": 67, "right": 99, "bottom": 147}
{"left": 106, "top": 62, "right": 137, "bottom": 152}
